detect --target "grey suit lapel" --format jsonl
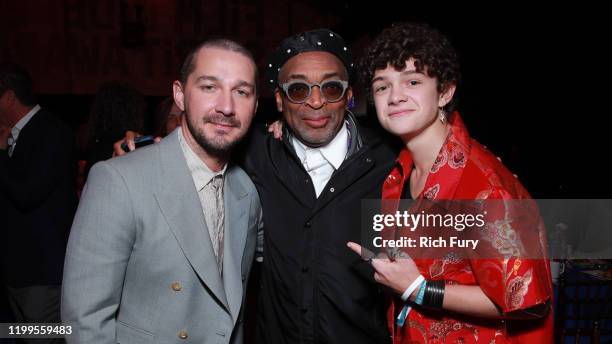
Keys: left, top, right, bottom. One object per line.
{"left": 222, "top": 167, "right": 249, "bottom": 322}
{"left": 154, "top": 129, "right": 229, "bottom": 312}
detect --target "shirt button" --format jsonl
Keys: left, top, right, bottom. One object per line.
{"left": 305, "top": 221, "right": 311, "bottom": 228}
{"left": 305, "top": 179, "right": 310, "bottom": 183}
{"left": 365, "top": 157, "right": 372, "bottom": 163}
{"left": 178, "top": 330, "right": 188, "bottom": 339}
{"left": 171, "top": 281, "right": 182, "bottom": 291}
{"left": 329, "top": 187, "right": 335, "bottom": 193}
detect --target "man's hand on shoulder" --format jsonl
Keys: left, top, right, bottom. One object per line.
{"left": 267, "top": 120, "right": 283, "bottom": 140}
{"left": 112, "top": 130, "right": 162, "bottom": 157}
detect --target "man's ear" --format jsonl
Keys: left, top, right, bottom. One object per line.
{"left": 173, "top": 81, "right": 186, "bottom": 112}
{"left": 438, "top": 83, "right": 456, "bottom": 108}
{"left": 274, "top": 88, "right": 283, "bottom": 113}
{"left": 346, "top": 87, "right": 354, "bottom": 108}
{"left": 3, "top": 90, "right": 16, "bottom": 108}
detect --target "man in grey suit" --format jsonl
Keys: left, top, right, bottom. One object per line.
{"left": 61, "top": 39, "right": 262, "bottom": 343}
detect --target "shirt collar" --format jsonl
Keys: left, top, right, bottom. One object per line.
{"left": 178, "top": 128, "right": 227, "bottom": 191}
{"left": 292, "top": 121, "right": 348, "bottom": 170}
{"left": 384, "top": 112, "right": 470, "bottom": 200}
{"left": 11, "top": 104, "right": 41, "bottom": 140}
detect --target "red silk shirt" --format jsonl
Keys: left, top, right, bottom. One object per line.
{"left": 381, "top": 113, "right": 553, "bottom": 343}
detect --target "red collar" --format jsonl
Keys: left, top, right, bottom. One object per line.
{"left": 382, "top": 112, "right": 471, "bottom": 201}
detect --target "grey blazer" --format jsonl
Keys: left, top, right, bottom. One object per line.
{"left": 62, "top": 129, "right": 262, "bottom": 344}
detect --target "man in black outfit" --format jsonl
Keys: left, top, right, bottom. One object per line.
{"left": 0, "top": 63, "right": 77, "bottom": 342}
{"left": 244, "top": 30, "right": 396, "bottom": 344}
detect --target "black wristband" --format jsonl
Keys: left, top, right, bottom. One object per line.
{"left": 423, "top": 279, "right": 445, "bottom": 310}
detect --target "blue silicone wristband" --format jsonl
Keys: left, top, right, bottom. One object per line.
{"left": 415, "top": 280, "right": 427, "bottom": 305}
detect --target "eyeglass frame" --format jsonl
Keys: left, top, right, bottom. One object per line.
{"left": 279, "top": 79, "right": 349, "bottom": 104}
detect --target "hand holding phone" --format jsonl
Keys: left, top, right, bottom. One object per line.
{"left": 121, "top": 135, "right": 155, "bottom": 153}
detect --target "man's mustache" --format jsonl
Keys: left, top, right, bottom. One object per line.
{"left": 203, "top": 114, "right": 241, "bottom": 128}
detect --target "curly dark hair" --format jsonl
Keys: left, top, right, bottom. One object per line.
{"left": 359, "top": 22, "right": 461, "bottom": 111}
{"left": 87, "top": 81, "right": 146, "bottom": 145}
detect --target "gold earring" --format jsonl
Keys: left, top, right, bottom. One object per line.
{"left": 438, "top": 109, "right": 447, "bottom": 124}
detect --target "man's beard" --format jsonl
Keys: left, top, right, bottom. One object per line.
{"left": 185, "top": 113, "right": 243, "bottom": 158}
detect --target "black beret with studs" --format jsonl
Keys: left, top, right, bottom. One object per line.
{"left": 266, "top": 28, "right": 354, "bottom": 90}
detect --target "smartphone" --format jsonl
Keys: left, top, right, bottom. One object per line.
{"left": 121, "top": 135, "right": 155, "bottom": 152}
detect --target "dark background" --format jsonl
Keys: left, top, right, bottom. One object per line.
{"left": 2, "top": 1, "right": 608, "bottom": 197}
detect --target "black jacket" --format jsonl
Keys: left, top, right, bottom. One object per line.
{"left": 0, "top": 108, "right": 77, "bottom": 287}
{"left": 240, "top": 116, "right": 397, "bottom": 344}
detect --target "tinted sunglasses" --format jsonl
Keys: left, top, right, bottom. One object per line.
{"left": 279, "top": 80, "right": 349, "bottom": 103}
